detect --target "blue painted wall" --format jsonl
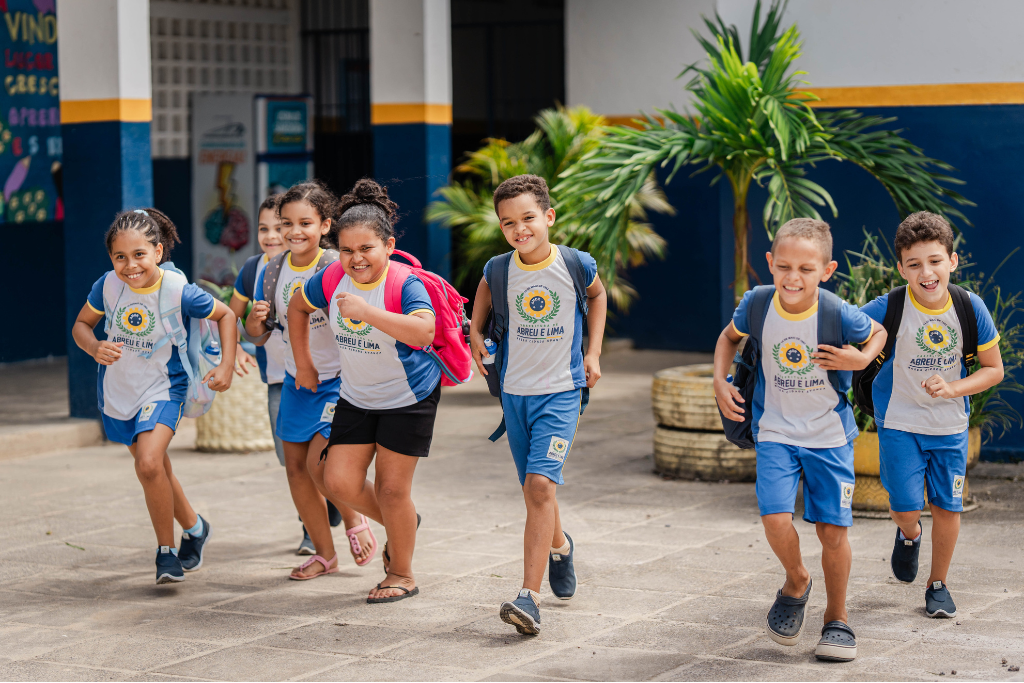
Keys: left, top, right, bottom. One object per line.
{"left": 0, "top": 220, "right": 64, "bottom": 363}
{"left": 153, "top": 158, "right": 193, "bottom": 279}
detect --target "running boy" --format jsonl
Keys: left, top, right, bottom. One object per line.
{"left": 469, "top": 174, "right": 607, "bottom": 635}
{"left": 861, "top": 212, "right": 1002, "bottom": 618}
{"left": 714, "top": 218, "right": 886, "bottom": 661}
{"left": 72, "top": 208, "right": 235, "bottom": 583}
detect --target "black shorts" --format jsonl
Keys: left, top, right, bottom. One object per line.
{"left": 327, "top": 382, "right": 441, "bottom": 457}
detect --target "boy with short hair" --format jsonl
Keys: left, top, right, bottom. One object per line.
{"left": 714, "top": 218, "right": 886, "bottom": 662}
{"left": 469, "top": 174, "right": 607, "bottom": 636}
{"left": 861, "top": 211, "right": 1002, "bottom": 618}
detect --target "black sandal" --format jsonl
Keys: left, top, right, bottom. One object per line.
{"left": 815, "top": 620, "right": 857, "bottom": 661}
{"left": 766, "top": 578, "right": 812, "bottom": 646}
{"left": 366, "top": 583, "right": 420, "bottom": 603}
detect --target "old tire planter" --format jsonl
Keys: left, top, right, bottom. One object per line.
{"left": 652, "top": 364, "right": 754, "bottom": 481}
{"left": 195, "top": 366, "right": 274, "bottom": 453}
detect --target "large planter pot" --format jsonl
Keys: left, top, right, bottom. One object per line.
{"left": 195, "top": 368, "right": 274, "bottom": 453}
{"left": 652, "top": 364, "right": 722, "bottom": 430}
{"left": 852, "top": 426, "right": 981, "bottom": 511}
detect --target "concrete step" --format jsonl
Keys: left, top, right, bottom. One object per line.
{"left": 0, "top": 419, "right": 105, "bottom": 461}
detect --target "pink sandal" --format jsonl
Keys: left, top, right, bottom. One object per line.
{"left": 288, "top": 553, "right": 339, "bottom": 580}
{"left": 346, "top": 515, "right": 377, "bottom": 567}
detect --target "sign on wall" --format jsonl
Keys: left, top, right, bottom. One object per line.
{"left": 0, "top": 0, "right": 61, "bottom": 225}
{"left": 254, "top": 95, "right": 313, "bottom": 205}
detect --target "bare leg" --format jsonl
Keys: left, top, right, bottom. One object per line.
{"left": 522, "top": 474, "right": 559, "bottom": 594}
{"left": 551, "top": 499, "right": 566, "bottom": 549}
{"left": 816, "top": 522, "right": 851, "bottom": 625}
{"left": 367, "top": 446, "right": 420, "bottom": 600}
{"left": 890, "top": 508, "right": 923, "bottom": 542}
{"left": 283, "top": 438, "right": 335, "bottom": 577}
{"left": 761, "top": 512, "right": 811, "bottom": 598}
{"left": 305, "top": 436, "right": 377, "bottom": 564}
{"left": 130, "top": 425, "right": 178, "bottom": 547}
{"left": 318, "top": 443, "right": 383, "bottom": 525}
{"left": 163, "top": 453, "right": 198, "bottom": 530}
{"left": 927, "top": 506, "right": 960, "bottom": 585}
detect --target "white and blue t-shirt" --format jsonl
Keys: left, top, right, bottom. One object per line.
{"left": 484, "top": 245, "right": 598, "bottom": 396}
{"left": 87, "top": 271, "right": 216, "bottom": 421}
{"left": 732, "top": 290, "right": 874, "bottom": 448}
{"left": 302, "top": 262, "right": 440, "bottom": 410}
{"left": 233, "top": 254, "right": 287, "bottom": 384}
{"left": 254, "top": 249, "right": 341, "bottom": 382}
{"left": 862, "top": 288, "right": 998, "bottom": 436}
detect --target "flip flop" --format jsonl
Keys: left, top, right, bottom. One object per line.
{"left": 383, "top": 513, "right": 421, "bottom": 573}
{"left": 346, "top": 514, "right": 377, "bottom": 567}
{"left": 288, "top": 553, "right": 339, "bottom": 581}
{"left": 367, "top": 582, "right": 420, "bottom": 604}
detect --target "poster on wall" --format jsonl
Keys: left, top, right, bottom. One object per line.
{"left": 0, "top": 0, "right": 61, "bottom": 225}
{"left": 255, "top": 95, "right": 313, "bottom": 205}
{"left": 191, "top": 93, "right": 256, "bottom": 285}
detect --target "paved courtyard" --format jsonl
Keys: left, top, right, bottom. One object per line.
{"left": 0, "top": 350, "right": 1022, "bottom": 682}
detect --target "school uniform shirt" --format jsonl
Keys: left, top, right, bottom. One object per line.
{"left": 254, "top": 249, "right": 341, "bottom": 382}
{"left": 483, "top": 245, "right": 598, "bottom": 396}
{"left": 732, "top": 290, "right": 874, "bottom": 449}
{"left": 302, "top": 262, "right": 440, "bottom": 410}
{"left": 862, "top": 288, "right": 998, "bottom": 436}
{"left": 87, "top": 271, "right": 216, "bottom": 421}
{"left": 233, "top": 254, "right": 286, "bottom": 384}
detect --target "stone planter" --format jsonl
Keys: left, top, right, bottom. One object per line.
{"left": 652, "top": 364, "right": 754, "bottom": 481}
{"left": 852, "top": 426, "right": 981, "bottom": 511}
{"left": 195, "top": 367, "right": 274, "bottom": 453}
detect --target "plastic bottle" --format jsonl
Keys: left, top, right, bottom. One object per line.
{"left": 205, "top": 340, "right": 221, "bottom": 358}
{"left": 483, "top": 338, "right": 500, "bottom": 397}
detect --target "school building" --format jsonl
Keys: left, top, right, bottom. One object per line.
{"left": 3, "top": 0, "right": 1023, "bottom": 456}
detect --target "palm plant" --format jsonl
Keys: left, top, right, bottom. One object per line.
{"left": 427, "top": 105, "right": 673, "bottom": 310}
{"left": 555, "top": 0, "right": 972, "bottom": 304}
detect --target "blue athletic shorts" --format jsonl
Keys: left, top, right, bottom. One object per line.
{"left": 879, "top": 426, "right": 968, "bottom": 513}
{"left": 501, "top": 389, "right": 584, "bottom": 486}
{"left": 102, "top": 400, "right": 184, "bottom": 446}
{"left": 755, "top": 440, "right": 855, "bottom": 527}
{"left": 277, "top": 374, "right": 340, "bottom": 444}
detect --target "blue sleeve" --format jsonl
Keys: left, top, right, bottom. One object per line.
{"left": 86, "top": 274, "right": 106, "bottom": 315}
{"left": 841, "top": 301, "right": 874, "bottom": 344}
{"left": 483, "top": 257, "right": 495, "bottom": 287}
{"left": 401, "top": 274, "right": 435, "bottom": 315}
{"left": 233, "top": 268, "right": 249, "bottom": 300}
{"left": 254, "top": 269, "right": 267, "bottom": 302}
{"left": 860, "top": 293, "right": 889, "bottom": 324}
{"left": 302, "top": 268, "right": 330, "bottom": 309}
{"left": 971, "top": 293, "right": 1000, "bottom": 351}
{"left": 575, "top": 249, "right": 599, "bottom": 287}
{"left": 731, "top": 289, "right": 754, "bottom": 336}
{"left": 182, "top": 283, "right": 216, "bottom": 319}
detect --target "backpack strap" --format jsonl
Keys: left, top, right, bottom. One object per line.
{"left": 948, "top": 283, "right": 979, "bottom": 371}
{"left": 875, "top": 285, "right": 906, "bottom": 369}
{"left": 317, "top": 248, "right": 339, "bottom": 271}
{"left": 263, "top": 251, "right": 289, "bottom": 330}
{"left": 392, "top": 249, "right": 423, "bottom": 268}
{"left": 746, "top": 285, "right": 775, "bottom": 347}
{"left": 143, "top": 267, "right": 200, "bottom": 396}
{"left": 555, "top": 245, "right": 590, "bottom": 319}
{"left": 486, "top": 252, "right": 515, "bottom": 442}
{"left": 101, "top": 271, "right": 127, "bottom": 336}
{"left": 817, "top": 289, "right": 846, "bottom": 396}
{"left": 384, "top": 261, "right": 414, "bottom": 317}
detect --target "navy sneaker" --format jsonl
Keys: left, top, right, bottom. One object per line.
{"left": 327, "top": 500, "right": 342, "bottom": 528}
{"left": 297, "top": 527, "right": 315, "bottom": 555}
{"left": 548, "top": 532, "right": 577, "bottom": 600}
{"left": 890, "top": 522, "right": 922, "bottom": 584}
{"left": 500, "top": 589, "right": 541, "bottom": 635}
{"left": 925, "top": 580, "right": 957, "bottom": 618}
{"left": 178, "top": 515, "right": 211, "bottom": 572}
{"left": 156, "top": 546, "right": 184, "bottom": 584}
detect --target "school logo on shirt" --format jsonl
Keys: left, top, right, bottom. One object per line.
{"left": 337, "top": 310, "right": 373, "bottom": 336}
{"left": 773, "top": 337, "right": 815, "bottom": 375}
{"left": 115, "top": 304, "right": 156, "bottom": 337}
{"left": 917, "top": 319, "right": 958, "bottom": 356}
{"left": 546, "top": 436, "right": 570, "bottom": 462}
{"left": 840, "top": 481, "right": 854, "bottom": 509}
{"left": 282, "top": 278, "right": 303, "bottom": 308}
{"left": 952, "top": 475, "right": 964, "bottom": 498}
{"left": 516, "top": 286, "right": 561, "bottom": 324}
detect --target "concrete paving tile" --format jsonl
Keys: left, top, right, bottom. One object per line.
{"left": 658, "top": 656, "right": 848, "bottom": 681}
{"left": 455, "top": 608, "right": 628, "bottom": 644}
{"left": 132, "top": 608, "right": 307, "bottom": 642}
{"left": 42, "top": 634, "right": 220, "bottom": 671}
{"left": 0, "top": 625, "right": 103, "bottom": 661}
{"left": 584, "top": 561, "right": 741, "bottom": 595}
{"left": 514, "top": 644, "right": 693, "bottom": 681}
{"left": 156, "top": 644, "right": 348, "bottom": 681}
{"left": 210, "top": 586, "right": 362, "bottom": 618}
{"left": 533, "top": 585, "right": 688, "bottom": 619}
{"left": 251, "top": 621, "right": 421, "bottom": 656}
{"left": 8, "top": 596, "right": 187, "bottom": 632}
{"left": 296, "top": 658, "right": 475, "bottom": 682}
{"left": 969, "top": 595, "right": 1024, "bottom": 624}
{"left": 853, "top": 643, "right": 1023, "bottom": 680}
{"left": 587, "top": 618, "right": 759, "bottom": 655}
{"left": 596, "top": 523, "right": 733, "bottom": 549}
{"left": 331, "top": 596, "right": 493, "bottom": 633}
{"left": 384, "top": 630, "right": 558, "bottom": 669}
{"left": 0, "top": 659, "right": 126, "bottom": 681}
{"left": 477, "top": 674, "right": 567, "bottom": 682}
{"left": 0, "top": 559, "right": 43, "bottom": 585}
{"left": 654, "top": 595, "right": 767, "bottom": 629}
{"left": 108, "top": 580, "right": 267, "bottom": 609}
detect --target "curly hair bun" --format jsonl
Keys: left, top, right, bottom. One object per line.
{"left": 335, "top": 178, "right": 400, "bottom": 242}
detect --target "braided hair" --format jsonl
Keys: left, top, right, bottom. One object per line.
{"left": 334, "top": 178, "right": 399, "bottom": 243}
{"left": 105, "top": 208, "right": 180, "bottom": 264}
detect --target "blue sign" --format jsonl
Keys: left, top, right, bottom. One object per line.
{"left": 266, "top": 99, "right": 308, "bottom": 154}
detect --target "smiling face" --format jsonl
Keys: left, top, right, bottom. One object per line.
{"left": 279, "top": 200, "right": 330, "bottom": 259}
{"left": 897, "top": 240, "right": 958, "bottom": 307}
{"left": 497, "top": 193, "right": 556, "bottom": 263}
{"left": 109, "top": 230, "right": 164, "bottom": 289}
{"left": 337, "top": 224, "right": 394, "bottom": 285}
{"left": 766, "top": 236, "right": 838, "bottom": 313}
{"left": 257, "top": 207, "right": 286, "bottom": 259}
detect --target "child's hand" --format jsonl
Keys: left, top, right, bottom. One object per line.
{"left": 92, "top": 340, "right": 124, "bottom": 365}
{"left": 250, "top": 299, "right": 270, "bottom": 323}
{"left": 714, "top": 376, "right": 745, "bottom": 422}
{"left": 923, "top": 374, "right": 958, "bottom": 399}
{"left": 470, "top": 330, "right": 489, "bottom": 376}
{"left": 295, "top": 366, "right": 319, "bottom": 393}
{"left": 204, "top": 362, "right": 234, "bottom": 393}
{"left": 335, "top": 292, "right": 370, "bottom": 321}
{"left": 584, "top": 353, "right": 601, "bottom": 388}
{"left": 234, "top": 343, "right": 256, "bottom": 376}
{"left": 812, "top": 344, "right": 870, "bottom": 371}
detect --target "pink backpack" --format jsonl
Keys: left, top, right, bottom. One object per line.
{"left": 321, "top": 249, "right": 474, "bottom": 387}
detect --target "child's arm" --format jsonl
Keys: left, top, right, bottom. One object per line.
{"left": 72, "top": 304, "right": 124, "bottom": 365}
{"left": 228, "top": 294, "right": 256, "bottom": 376}
{"left": 713, "top": 324, "right": 745, "bottom": 422}
{"left": 287, "top": 293, "right": 320, "bottom": 393}
{"left": 469, "top": 276, "right": 492, "bottom": 378}
{"left": 244, "top": 299, "right": 271, "bottom": 344}
{"left": 584, "top": 274, "right": 607, "bottom": 388}
{"left": 924, "top": 343, "right": 1004, "bottom": 399}
{"left": 203, "top": 301, "right": 237, "bottom": 392}
{"left": 335, "top": 292, "right": 435, "bottom": 346}
{"left": 813, "top": 320, "right": 887, "bottom": 372}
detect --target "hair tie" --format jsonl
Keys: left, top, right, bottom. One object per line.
{"left": 134, "top": 209, "right": 149, "bottom": 216}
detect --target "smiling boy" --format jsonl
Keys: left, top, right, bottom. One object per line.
{"left": 861, "top": 212, "right": 1003, "bottom": 618}
{"left": 469, "top": 174, "right": 607, "bottom": 636}
{"left": 714, "top": 218, "right": 886, "bottom": 661}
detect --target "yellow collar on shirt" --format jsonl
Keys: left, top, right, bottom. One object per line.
{"left": 350, "top": 263, "right": 390, "bottom": 291}
{"left": 514, "top": 244, "right": 557, "bottom": 271}
{"left": 772, "top": 290, "right": 818, "bottom": 321}
{"left": 129, "top": 270, "right": 163, "bottom": 295}
{"left": 909, "top": 288, "right": 953, "bottom": 315}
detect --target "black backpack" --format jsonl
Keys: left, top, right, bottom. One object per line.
{"left": 851, "top": 284, "right": 978, "bottom": 418}
{"left": 718, "top": 286, "right": 848, "bottom": 449}
{"left": 486, "top": 245, "right": 592, "bottom": 441}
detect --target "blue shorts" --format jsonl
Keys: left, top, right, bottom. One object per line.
{"left": 879, "top": 426, "right": 968, "bottom": 513}
{"left": 501, "top": 389, "right": 584, "bottom": 486}
{"left": 755, "top": 440, "right": 855, "bottom": 527}
{"left": 277, "top": 374, "right": 340, "bottom": 444}
{"left": 102, "top": 400, "right": 184, "bottom": 446}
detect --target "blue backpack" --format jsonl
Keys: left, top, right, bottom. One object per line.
{"left": 718, "top": 286, "right": 846, "bottom": 449}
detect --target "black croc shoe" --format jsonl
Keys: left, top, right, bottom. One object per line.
{"left": 815, "top": 621, "right": 857, "bottom": 661}
{"left": 891, "top": 521, "right": 922, "bottom": 584}
{"left": 766, "top": 578, "right": 812, "bottom": 646}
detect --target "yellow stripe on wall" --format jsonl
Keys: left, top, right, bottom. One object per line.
{"left": 61, "top": 98, "right": 152, "bottom": 124}
{"left": 809, "top": 83, "right": 1024, "bottom": 108}
{"left": 371, "top": 103, "right": 452, "bottom": 125}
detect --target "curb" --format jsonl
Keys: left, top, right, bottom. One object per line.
{"left": 0, "top": 419, "right": 105, "bottom": 461}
